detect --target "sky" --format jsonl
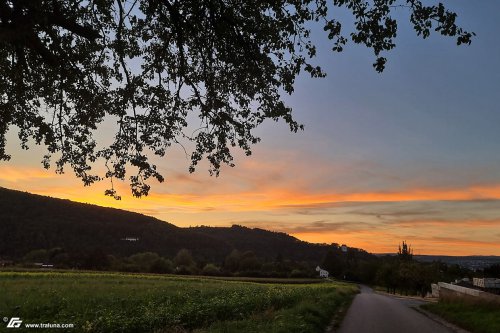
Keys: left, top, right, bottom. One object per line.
{"left": 1, "top": 1, "right": 500, "bottom": 256}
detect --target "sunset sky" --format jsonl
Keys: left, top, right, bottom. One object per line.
{"left": 1, "top": 1, "right": 500, "bottom": 256}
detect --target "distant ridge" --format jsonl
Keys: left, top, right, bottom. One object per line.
{"left": 413, "top": 254, "right": 500, "bottom": 270}
{"left": 375, "top": 253, "right": 500, "bottom": 270}
{"left": 0, "top": 187, "right": 354, "bottom": 263}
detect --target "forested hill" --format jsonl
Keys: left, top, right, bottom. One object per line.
{"left": 0, "top": 187, "right": 230, "bottom": 261}
{"left": 0, "top": 187, "right": 355, "bottom": 264}
{"left": 190, "top": 225, "right": 339, "bottom": 262}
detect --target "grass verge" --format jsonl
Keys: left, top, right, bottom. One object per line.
{"left": 421, "top": 301, "right": 500, "bottom": 333}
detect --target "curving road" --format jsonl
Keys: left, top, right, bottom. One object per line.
{"left": 337, "top": 286, "right": 454, "bottom": 333}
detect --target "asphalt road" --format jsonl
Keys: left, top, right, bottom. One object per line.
{"left": 337, "top": 286, "right": 454, "bottom": 333}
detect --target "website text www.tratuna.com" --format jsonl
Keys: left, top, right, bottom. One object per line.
{"left": 4, "top": 317, "right": 74, "bottom": 329}
{"left": 24, "top": 323, "right": 75, "bottom": 329}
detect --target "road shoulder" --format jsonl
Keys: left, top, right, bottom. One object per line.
{"left": 413, "top": 306, "right": 471, "bottom": 333}
{"left": 373, "top": 290, "right": 470, "bottom": 333}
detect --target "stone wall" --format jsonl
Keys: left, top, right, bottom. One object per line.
{"left": 438, "top": 282, "right": 500, "bottom": 306}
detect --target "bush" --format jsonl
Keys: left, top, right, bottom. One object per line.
{"left": 290, "top": 269, "right": 308, "bottom": 278}
{"left": 202, "top": 263, "right": 221, "bottom": 276}
{"left": 150, "top": 258, "right": 174, "bottom": 274}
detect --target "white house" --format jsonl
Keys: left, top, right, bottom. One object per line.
{"left": 121, "top": 237, "right": 140, "bottom": 241}
{"left": 316, "top": 266, "right": 329, "bottom": 278}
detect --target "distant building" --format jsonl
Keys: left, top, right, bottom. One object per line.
{"left": 473, "top": 278, "right": 500, "bottom": 289}
{"left": 121, "top": 237, "right": 140, "bottom": 241}
{"left": 316, "top": 266, "right": 329, "bottom": 278}
{"left": 33, "top": 263, "right": 54, "bottom": 268}
{"left": 341, "top": 244, "right": 348, "bottom": 253}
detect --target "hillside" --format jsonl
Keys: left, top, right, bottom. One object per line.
{"left": 0, "top": 187, "right": 345, "bottom": 265}
{"left": 191, "top": 225, "right": 340, "bottom": 262}
{"left": 0, "top": 187, "right": 230, "bottom": 261}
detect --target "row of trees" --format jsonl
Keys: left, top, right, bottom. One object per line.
{"left": 20, "top": 242, "right": 492, "bottom": 293}
{"left": 321, "top": 241, "right": 475, "bottom": 297}
{"left": 20, "top": 247, "right": 315, "bottom": 277}
{"left": 483, "top": 264, "right": 500, "bottom": 278}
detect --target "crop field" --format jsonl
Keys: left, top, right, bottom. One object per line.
{"left": 0, "top": 271, "right": 357, "bottom": 332}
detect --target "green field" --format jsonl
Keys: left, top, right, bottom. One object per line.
{"left": 0, "top": 271, "right": 357, "bottom": 332}
{"left": 422, "top": 301, "right": 500, "bottom": 333}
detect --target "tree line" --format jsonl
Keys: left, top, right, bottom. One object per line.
{"left": 17, "top": 240, "right": 491, "bottom": 296}
{"left": 18, "top": 247, "right": 318, "bottom": 278}
{"left": 321, "top": 241, "right": 476, "bottom": 297}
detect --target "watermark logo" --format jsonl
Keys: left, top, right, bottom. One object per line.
{"left": 6, "top": 317, "right": 22, "bottom": 328}
{"left": 3, "top": 316, "right": 74, "bottom": 329}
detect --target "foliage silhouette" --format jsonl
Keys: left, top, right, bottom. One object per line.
{"left": 398, "top": 240, "right": 413, "bottom": 261}
{"left": 0, "top": 0, "right": 474, "bottom": 197}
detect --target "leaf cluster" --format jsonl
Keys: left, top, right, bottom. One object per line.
{"left": 0, "top": 0, "right": 473, "bottom": 197}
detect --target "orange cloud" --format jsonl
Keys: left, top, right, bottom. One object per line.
{"left": 6, "top": 165, "right": 500, "bottom": 215}
{"left": 270, "top": 186, "right": 500, "bottom": 209}
{"left": 289, "top": 230, "right": 500, "bottom": 256}
{"left": 139, "top": 184, "right": 500, "bottom": 213}
{"left": 0, "top": 166, "right": 55, "bottom": 182}
{"left": 391, "top": 219, "right": 500, "bottom": 228}
{"left": 245, "top": 217, "right": 500, "bottom": 256}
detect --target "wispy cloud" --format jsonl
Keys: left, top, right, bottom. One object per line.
{"left": 237, "top": 220, "right": 377, "bottom": 234}
{"left": 0, "top": 167, "right": 55, "bottom": 182}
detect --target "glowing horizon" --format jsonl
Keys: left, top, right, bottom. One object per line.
{"left": 1, "top": 161, "right": 499, "bottom": 256}
{"left": 1, "top": 1, "right": 499, "bottom": 257}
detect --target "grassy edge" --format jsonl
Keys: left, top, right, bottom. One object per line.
{"left": 194, "top": 283, "right": 359, "bottom": 333}
{"left": 421, "top": 301, "right": 500, "bottom": 333}
{"left": 324, "top": 288, "right": 358, "bottom": 333}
